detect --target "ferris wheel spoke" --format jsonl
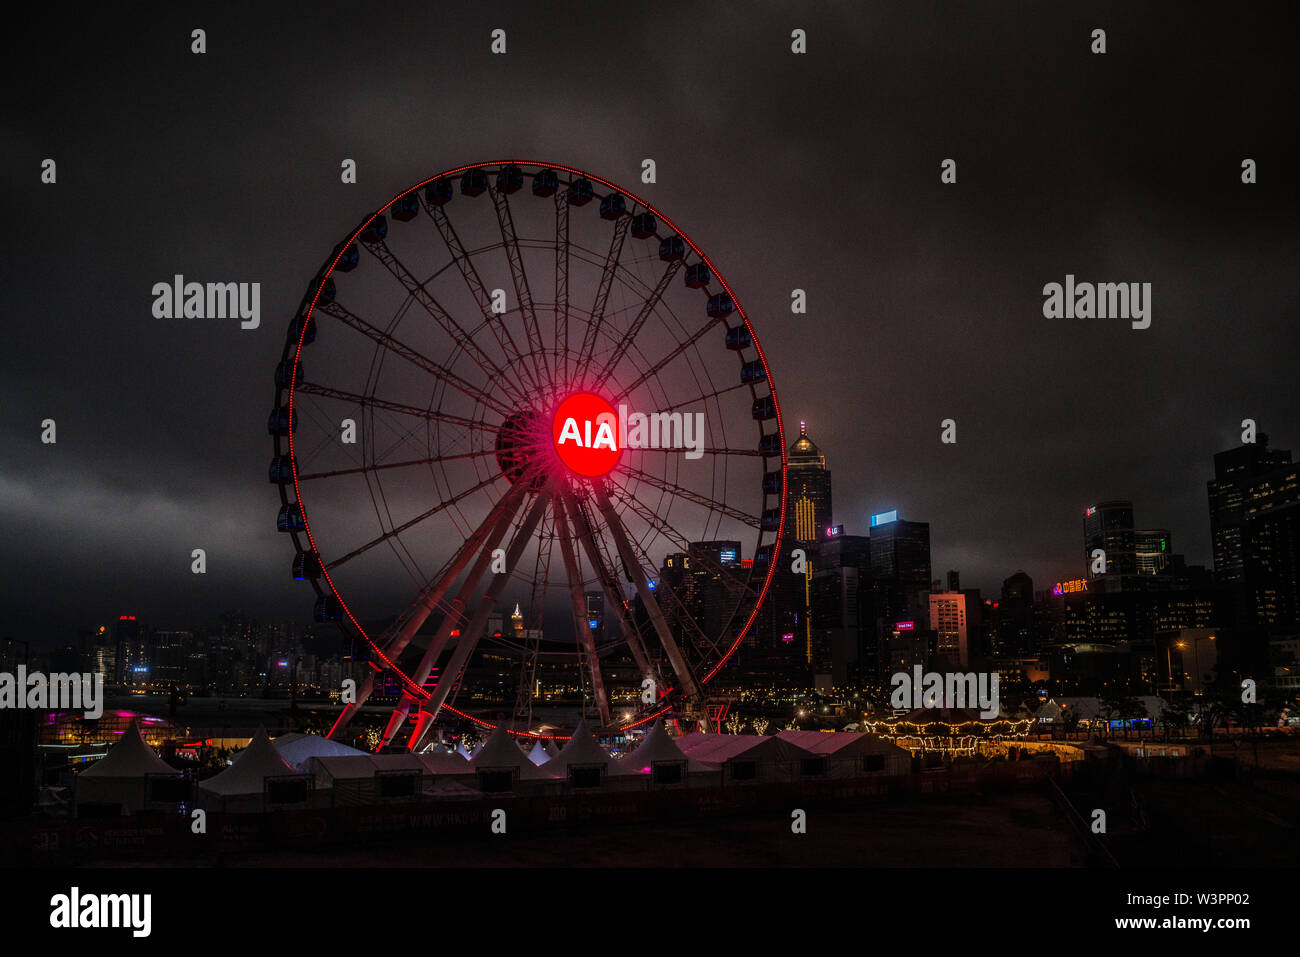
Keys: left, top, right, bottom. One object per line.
{"left": 653, "top": 380, "right": 751, "bottom": 414}
{"left": 328, "top": 482, "right": 528, "bottom": 740}
{"left": 614, "top": 315, "right": 726, "bottom": 401}
{"left": 552, "top": 495, "right": 612, "bottom": 726}
{"left": 410, "top": 488, "right": 553, "bottom": 748}
{"left": 325, "top": 473, "right": 502, "bottom": 572}
{"left": 378, "top": 483, "right": 531, "bottom": 748}
{"left": 576, "top": 214, "right": 631, "bottom": 385}
{"left": 554, "top": 190, "right": 570, "bottom": 385}
{"left": 296, "top": 449, "right": 495, "bottom": 482}
{"left": 488, "top": 185, "right": 552, "bottom": 389}
{"left": 592, "top": 483, "right": 704, "bottom": 706}
{"left": 627, "top": 445, "right": 764, "bottom": 458}
{"left": 617, "top": 463, "right": 761, "bottom": 528}
{"left": 559, "top": 488, "right": 657, "bottom": 685}
{"left": 592, "top": 258, "right": 683, "bottom": 388}
{"left": 600, "top": 484, "right": 731, "bottom": 666}
{"left": 607, "top": 480, "right": 760, "bottom": 607}
{"left": 423, "top": 197, "right": 546, "bottom": 399}
{"left": 296, "top": 382, "right": 499, "bottom": 435}
{"left": 361, "top": 237, "right": 529, "bottom": 406}
{"left": 316, "top": 299, "right": 514, "bottom": 418}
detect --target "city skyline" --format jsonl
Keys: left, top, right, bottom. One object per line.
{"left": 4, "top": 3, "right": 1296, "bottom": 644}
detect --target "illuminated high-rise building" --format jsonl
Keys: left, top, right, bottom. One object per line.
{"left": 787, "top": 421, "right": 832, "bottom": 544}
{"left": 1084, "top": 501, "right": 1136, "bottom": 577}
{"left": 1135, "top": 529, "right": 1173, "bottom": 576}
{"left": 1208, "top": 434, "right": 1292, "bottom": 583}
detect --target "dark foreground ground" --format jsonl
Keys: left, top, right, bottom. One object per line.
{"left": 83, "top": 790, "right": 1084, "bottom": 867}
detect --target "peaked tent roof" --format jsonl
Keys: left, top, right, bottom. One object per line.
{"left": 469, "top": 725, "right": 549, "bottom": 779}
{"left": 199, "top": 726, "right": 299, "bottom": 795}
{"left": 80, "top": 720, "right": 178, "bottom": 778}
{"left": 526, "top": 738, "right": 552, "bottom": 766}
{"left": 542, "top": 738, "right": 560, "bottom": 759}
{"left": 776, "top": 730, "right": 909, "bottom": 756}
{"left": 272, "top": 731, "right": 367, "bottom": 771}
{"left": 675, "top": 732, "right": 813, "bottom": 765}
{"left": 545, "top": 719, "right": 631, "bottom": 777}
{"left": 616, "top": 720, "right": 712, "bottom": 773}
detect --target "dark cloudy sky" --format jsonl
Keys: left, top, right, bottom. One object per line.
{"left": 3, "top": 1, "right": 1297, "bottom": 644}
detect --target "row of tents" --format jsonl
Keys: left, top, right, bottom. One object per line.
{"left": 75, "top": 719, "right": 912, "bottom": 815}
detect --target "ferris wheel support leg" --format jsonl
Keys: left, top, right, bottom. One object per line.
{"left": 380, "top": 474, "right": 530, "bottom": 664}
{"left": 406, "top": 709, "right": 437, "bottom": 753}
{"left": 593, "top": 483, "right": 704, "bottom": 709}
{"left": 326, "top": 669, "right": 377, "bottom": 740}
{"left": 378, "top": 487, "right": 529, "bottom": 749}
{"left": 559, "top": 488, "right": 656, "bottom": 685}
{"left": 552, "top": 497, "right": 612, "bottom": 726}
{"left": 409, "top": 487, "right": 552, "bottom": 752}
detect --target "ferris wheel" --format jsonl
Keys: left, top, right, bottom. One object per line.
{"left": 268, "top": 161, "right": 785, "bottom": 750}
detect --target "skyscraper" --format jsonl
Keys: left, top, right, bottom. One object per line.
{"left": 787, "top": 421, "right": 832, "bottom": 544}
{"left": 1084, "top": 501, "right": 1136, "bottom": 577}
{"left": 1208, "top": 434, "right": 1293, "bottom": 583}
{"left": 1135, "top": 529, "right": 1173, "bottom": 576}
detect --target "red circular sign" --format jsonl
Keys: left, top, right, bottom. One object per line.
{"left": 552, "top": 393, "right": 621, "bottom": 477}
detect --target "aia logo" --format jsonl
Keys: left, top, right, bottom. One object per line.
{"left": 552, "top": 393, "right": 621, "bottom": 477}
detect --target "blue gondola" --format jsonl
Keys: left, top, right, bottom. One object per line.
{"left": 754, "top": 544, "right": 774, "bottom": 566}
{"left": 360, "top": 214, "right": 388, "bottom": 245}
{"left": 568, "top": 178, "right": 594, "bottom": 205}
{"left": 599, "top": 193, "right": 627, "bottom": 220}
{"left": 277, "top": 503, "right": 305, "bottom": 532}
{"left": 630, "top": 213, "right": 657, "bottom": 238}
{"left": 751, "top": 396, "right": 776, "bottom": 420}
{"left": 313, "top": 595, "right": 343, "bottom": 622}
{"left": 289, "top": 313, "right": 316, "bottom": 345}
{"left": 497, "top": 164, "right": 523, "bottom": 193}
{"left": 391, "top": 194, "right": 420, "bottom": 222}
{"left": 725, "top": 326, "right": 751, "bottom": 350}
{"left": 740, "top": 360, "right": 766, "bottom": 384}
{"left": 461, "top": 169, "right": 488, "bottom": 196}
{"left": 762, "top": 471, "right": 783, "bottom": 494}
{"left": 707, "top": 293, "right": 734, "bottom": 318}
{"left": 268, "top": 456, "right": 293, "bottom": 483}
{"left": 425, "top": 178, "right": 453, "bottom": 206}
{"left": 315, "top": 277, "right": 336, "bottom": 302}
{"left": 684, "top": 263, "right": 710, "bottom": 288}
{"left": 275, "top": 359, "right": 302, "bottom": 388}
{"left": 532, "top": 169, "right": 559, "bottom": 196}
{"left": 758, "top": 433, "right": 781, "bottom": 455}
{"left": 334, "top": 243, "right": 359, "bottom": 272}
{"left": 292, "top": 551, "right": 321, "bottom": 579}
{"left": 761, "top": 509, "right": 781, "bottom": 532}
{"left": 267, "top": 407, "right": 295, "bottom": 435}
{"left": 658, "top": 236, "right": 685, "bottom": 261}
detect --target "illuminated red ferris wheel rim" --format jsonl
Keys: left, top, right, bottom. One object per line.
{"left": 279, "top": 160, "right": 788, "bottom": 736}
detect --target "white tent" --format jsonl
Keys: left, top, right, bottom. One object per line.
{"left": 526, "top": 738, "right": 552, "bottom": 766}
{"left": 676, "top": 732, "right": 813, "bottom": 781}
{"left": 469, "top": 724, "right": 549, "bottom": 780}
{"left": 616, "top": 720, "right": 712, "bottom": 775}
{"left": 776, "top": 730, "right": 912, "bottom": 777}
{"left": 199, "top": 727, "right": 300, "bottom": 797}
{"left": 272, "top": 731, "right": 366, "bottom": 772}
{"left": 76, "top": 720, "right": 180, "bottom": 814}
{"left": 545, "top": 719, "right": 631, "bottom": 779}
